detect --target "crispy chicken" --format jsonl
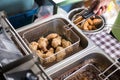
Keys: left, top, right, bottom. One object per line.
{"left": 46, "top": 33, "right": 59, "bottom": 40}
{"left": 38, "top": 37, "right": 48, "bottom": 52}
{"left": 29, "top": 42, "right": 38, "bottom": 51}
{"left": 56, "top": 46, "right": 66, "bottom": 61}
{"left": 51, "top": 36, "right": 62, "bottom": 48}
{"left": 45, "top": 48, "right": 56, "bottom": 63}
{"left": 36, "top": 50, "right": 45, "bottom": 58}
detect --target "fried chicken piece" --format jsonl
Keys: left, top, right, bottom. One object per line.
{"left": 62, "top": 39, "right": 73, "bottom": 54}
{"left": 46, "top": 33, "right": 59, "bottom": 40}
{"left": 36, "top": 50, "right": 45, "bottom": 58}
{"left": 62, "top": 39, "right": 72, "bottom": 48}
{"left": 29, "top": 42, "right": 38, "bottom": 51}
{"left": 56, "top": 46, "right": 66, "bottom": 61}
{"left": 38, "top": 37, "right": 48, "bottom": 52}
{"left": 51, "top": 36, "right": 62, "bottom": 48}
{"left": 45, "top": 48, "right": 56, "bottom": 63}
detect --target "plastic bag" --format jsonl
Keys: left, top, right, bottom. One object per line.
{"left": 0, "top": 27, "right": 23, "bottom": 66}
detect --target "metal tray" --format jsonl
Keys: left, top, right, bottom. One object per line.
{"left": 49, "top": 47, "right": 120, "bottom": 80}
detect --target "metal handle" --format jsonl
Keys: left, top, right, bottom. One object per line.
{"left": 1, "top": 54, "right": 33, "bottom": 73}
{"left": 82, "top": 1, "right": 98, "bottom": 19}
{"left": 82, "top": 10, "right": 95, "bottom": 19}
{"left": 99, "top": 58, "right": 120, "bottom": 80}
{"left": 1, "top": 15, "right": 32, "bottom": 55}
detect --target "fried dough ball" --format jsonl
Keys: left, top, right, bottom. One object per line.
{"left": 38, "top": 37, "right": 48, "bottom": 52}
{"left": 46, "top": 33, "right": 59, "bottom": 40}
{"left": 29, "top": 42, "right": 38, "bottom": 51}
{"left": 45, "top": 48, "right": 56, "bottom": 63}
{"left": 56, "top": 46, "right": 66, "bottom": 61}
{"left": 36, "top": 50, "right": 45, "bottom": 58}
{"left": 51, "top": 36, "right": 62, "bottom": 48}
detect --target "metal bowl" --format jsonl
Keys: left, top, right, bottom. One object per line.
{"left": 68, "top": 8, "right": 105, "bottom": 34}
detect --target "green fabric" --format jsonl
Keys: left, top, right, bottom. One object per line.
{"left": 112, "top": 12, "right": 120, "bottom": 41}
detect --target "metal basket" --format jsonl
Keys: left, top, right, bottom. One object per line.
{"left": 22, "top": 18, "right": 80, "bottom": 67}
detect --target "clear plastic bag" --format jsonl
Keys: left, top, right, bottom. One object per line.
{"left": 0, "top": 27, "right": 23, "bottom": 66}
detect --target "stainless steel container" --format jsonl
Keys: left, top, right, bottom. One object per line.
{"left": 67, "top": 8, "right": 105, "bottom": 34}
{"left": 22, "top": 18, "right": 80, "bottom": 67}
{"left": 49, "top": 47, "right": 120, "bottom": 80}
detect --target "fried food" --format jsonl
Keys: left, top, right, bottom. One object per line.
{"left": 46, "top": 33, "right": 59, "bottom": 40}
{"left": 30, "top": 33, "right": 73, "bottom": 64}
{"left": 87, "top": 18, "right": 93, "bottom": 25}
{"left": 93, "top": 19, "right": 102, "bottom": 25}
{"left": 56, "top": 46, "right": 66, "bottom": 61}
{"left": 62, "top": 39, "right": 73, "bottom": 54}
{"left": 36, "top": 50, "right": 45, "bottom": 58}
{"left": 51, "top": 36, "right": 62, "bottom": 48}
{"left": 73, "top": 16, "right": 83, "bottom": 24}
{"left": 45, "top": 48, "right": 56, "bottom": 63}
{"left": 38, "top": 37, "right": 48, "bottom": 52}
{"left": 62, "top": 39, "right": 72, "bottom": 48}
{"left": 29, "top": 42, "right": 38, "bottom": 51}
{"left": 74, "top": 15, "right": 102, "bottom": 31}
{"left": 82, "top": 21, "right": 89, "bottom": 31}
{"left": 88, "top": 25, "right": 92, "bottom": 30}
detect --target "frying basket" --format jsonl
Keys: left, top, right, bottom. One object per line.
{"left": 22, "top": 18, "right": 80, "bottom": 67}
{"left": 64, "top": 58, "right": 120, "bottom": 80}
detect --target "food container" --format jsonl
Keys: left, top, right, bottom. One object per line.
{"left": 49, "top": 47, "right": 120, "bottom": 80}
{"left": 64, "top": 64, "right": 101, "bottom": 80}
{"left": 68, "top": 8, "right": 105, "bottom": 34}
{"left": 22, "top": 18, "right": 80, "bottom": 67}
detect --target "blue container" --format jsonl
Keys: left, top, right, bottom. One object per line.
{"left": 8, "top": 7, "right": 38, "bottom": 29}
{"left": 0, "top": 0, "right": 34, "bottom": 16}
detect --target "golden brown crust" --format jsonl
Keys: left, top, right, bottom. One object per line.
{"left": 73, "top": 16, "right": 83, "bottom": 24}
{"left": 29, "top": 42, "right": 38, "bottom": 51}
{"left": 46, "top": 33, "right": 58, "bottom": 40}
{"left": 51, "top": 36, "right": 62, "bottom": 48}
{"left": 38, "top": 37, "right": 48, "bottom": 52}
